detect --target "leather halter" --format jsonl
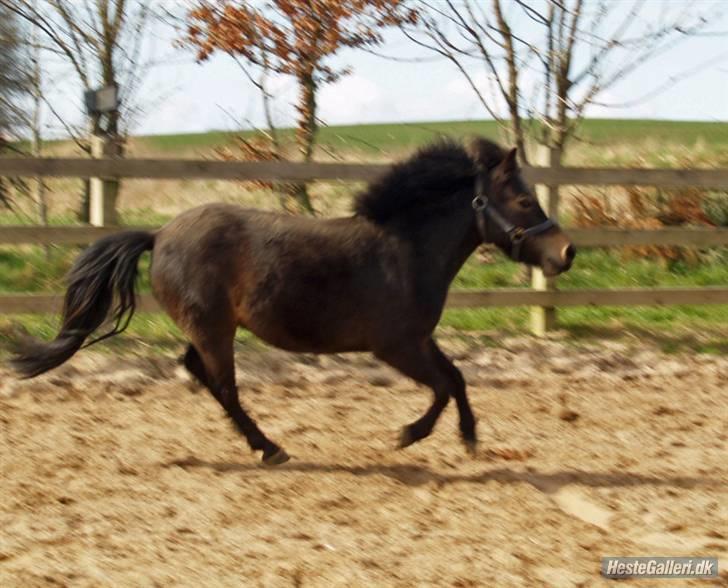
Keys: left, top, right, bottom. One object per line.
{"left": 472, "top": 176, "right": 555, "bottom": 262}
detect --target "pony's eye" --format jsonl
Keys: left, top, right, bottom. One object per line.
{"left": 517, "top": 197, "right": 533, "bottom": 210}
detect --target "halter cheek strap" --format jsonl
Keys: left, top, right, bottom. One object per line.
{"left": 472, "top": 191, "right": 556, "bottom": 262}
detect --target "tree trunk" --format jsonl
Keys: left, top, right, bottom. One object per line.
{"left": 292, "top": 68, "right": 317, "bottom": 214}
{"left": 29, "top": 16, "right": 49, "bottom": 258}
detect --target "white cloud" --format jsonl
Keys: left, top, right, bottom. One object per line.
{"left": 442, "top": 71, "right": 503, "bottom": 119}
{"left": 319, "top": 74, "right": 393, "bottom": 124}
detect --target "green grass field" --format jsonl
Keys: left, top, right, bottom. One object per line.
{"left": 133, "top": 118, "right": 728, "bottom": 161}
{"left": 1, "top": 118, "right": 727, "bottom": 353}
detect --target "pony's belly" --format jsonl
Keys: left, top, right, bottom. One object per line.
{"left": 238, "top": 290, "right": 374, "bottom": 353}
{"left": 244, "top": 320, "right": 368, "bottom": 354}
{"left": 238, "top": 261, "right": 407, "bottom": 354}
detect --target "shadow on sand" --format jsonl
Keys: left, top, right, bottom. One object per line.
{"left": 165, "top": 456, "right": 721, "bottom": 493}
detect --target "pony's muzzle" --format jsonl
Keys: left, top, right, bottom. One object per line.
{"left": 540, "top": 233, "right": 576, "bottom": 276}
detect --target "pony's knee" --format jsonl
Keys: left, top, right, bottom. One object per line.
{"left": 444, "top": 365, "right": 466, "bottom": 398}
{"left": 432, "top": 386, "right": 451, "bottom": 407}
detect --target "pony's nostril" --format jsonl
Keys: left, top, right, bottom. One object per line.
{"left": 562, "top": 244, "right": 576, "bottom": 263}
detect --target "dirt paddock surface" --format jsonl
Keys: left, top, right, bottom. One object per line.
{"left": 1, "top": 333, "right": 727, "bottom": 587}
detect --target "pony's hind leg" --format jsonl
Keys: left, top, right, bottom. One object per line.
{"left": 184, "top": 340, "right": 289, "bottom": 466}
{"left": 183, "top": 344, "right": 209, "bottom": 386}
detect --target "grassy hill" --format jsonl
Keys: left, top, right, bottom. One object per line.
{"left": 132, "top": 118, "right": 728, "bottom": 161}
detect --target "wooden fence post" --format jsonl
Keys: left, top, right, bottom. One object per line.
{"left": 530, "top": 144, "right": 562, "bottom": 336}
{"left": 89, "top": 134, "right": 121, "bottom": 226}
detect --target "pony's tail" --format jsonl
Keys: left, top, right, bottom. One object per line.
{"left": 11, "top": 230, "right": 155, "bottom": 378}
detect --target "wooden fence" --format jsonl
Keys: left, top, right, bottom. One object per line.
{"left": 0, "top": 156, "right": 727, "bottom": 334}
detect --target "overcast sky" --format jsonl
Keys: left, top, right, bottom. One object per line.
{"left": 42, "top": 0, "right": 728, "bottom": 137}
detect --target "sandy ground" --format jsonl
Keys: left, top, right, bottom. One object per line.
{"left": 1, "top": 334, "right": 727, "bottom": 587}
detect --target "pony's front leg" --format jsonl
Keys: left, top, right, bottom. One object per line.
{"left": 375, "top": 337, "right": 474, "bottom": 453}
{"left": 427, "top": 342, "right": 477, "bottom": 453}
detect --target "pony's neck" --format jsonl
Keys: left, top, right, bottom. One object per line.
{"left": 393, "top": 202, "right": 481, "bottom": 301}
{"left": 424, "top": 208, "right": 480, "bottom": 286}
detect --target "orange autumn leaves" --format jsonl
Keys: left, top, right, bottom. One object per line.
{"left": 186, "top": 1, "right": 417, "bottom": 85}
{"left": 185, "top": 1, "right": 417, "bottom": 212}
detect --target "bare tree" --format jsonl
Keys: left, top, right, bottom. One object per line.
{"left": 405, "top": 0, "right": 726, "bottom": 163}
{"left": 0, "top": 4, "right": 31, "bottom": 208}
{"left": 2, "top": 0, "right": 156, "bottom": 142}
{"left": 27, "top": 8, "right": 49, "bottom": 234}
{"left": 0, "top": 5, "right": 30, "bottom": 136}
{"left": 1, "top": 0, "right": 160, "bottom": 221}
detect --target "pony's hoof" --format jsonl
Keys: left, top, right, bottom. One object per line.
{"left": 463, "top": 438, "right": 478, "bottom": 457}
{"left": 262, "top": 447, "right": 290, "bottom": 466}
{"left": 398, "top": 427, "right": 415, "bottom": 449}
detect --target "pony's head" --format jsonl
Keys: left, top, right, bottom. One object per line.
{"left": 467, "top": 138, "right": 575, "bottom": 276}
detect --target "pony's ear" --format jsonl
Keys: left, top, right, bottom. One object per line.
{"left": 503, "top": 147, "right": 518, "bottom": 173}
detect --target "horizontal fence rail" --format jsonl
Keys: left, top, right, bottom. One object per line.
{"left": 3, "top": 157, "right": 728, "bottom": 188}
{"left": 447, "top": 287, "right": 728, "bottom": 307}
{"left": 0, "top": 158, "right": 388, "bottom": 182}
{"left": 1, "top": 225, "right": 727, "bottom": 247}
{"left": 0, "top": 287, "right": 725, "bottom": 314}
{"left": 0, "top": 156, "right": 726, "bottom": 319}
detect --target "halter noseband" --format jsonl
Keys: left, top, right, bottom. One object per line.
{"left": 472, "top": 177, "right": 555, "bottom": 262}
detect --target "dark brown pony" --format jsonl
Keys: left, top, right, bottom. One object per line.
{"left": 12, "top": 138, "right": 575, "bottom": 465}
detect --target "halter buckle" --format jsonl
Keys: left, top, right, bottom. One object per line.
{"left": 510, "top": 226, "right": 525, "bottom": 243}
{"left": 472, "top": 195, "right": 487, "bottom": 211}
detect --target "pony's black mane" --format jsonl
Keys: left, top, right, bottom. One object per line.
{"left": 354, "top": 138, "right": 505, "bottom": 223}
